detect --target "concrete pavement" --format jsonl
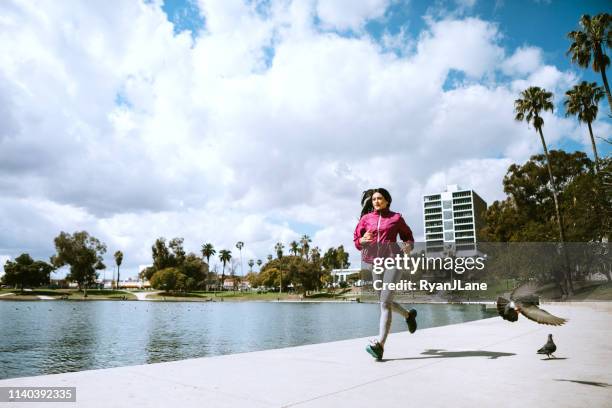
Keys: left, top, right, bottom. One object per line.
{"left": 1, "top": 302, "right": 610, "bottom": 407}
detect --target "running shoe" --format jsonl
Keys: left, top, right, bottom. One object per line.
{"left": 365, "top": 340, "right": 384, "bottom": 360}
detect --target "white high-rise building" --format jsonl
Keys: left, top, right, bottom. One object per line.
{"left": 423, "top": 184, "right": 487, "bottom": 254}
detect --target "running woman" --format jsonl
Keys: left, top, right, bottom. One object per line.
{"left": 353, "top": 188, "right": 417, "bottom": 360}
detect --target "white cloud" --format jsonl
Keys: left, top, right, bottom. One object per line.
{"left": 0, "top": 255, "right": 10, "bottom": 277}
{"left": 511, "top": 65, "right": 578, "bottom": 98}
{"left": 316, "top": 0, "right": 390, "bottom": 31}
{"left": 0, "top": 1, "right": 600, "bottom": 276}
{"left": 415, "top": 18, "right": 505, "bottom": 79}
{"left": 502, "top": 46, "right": 543, "bottom": 76}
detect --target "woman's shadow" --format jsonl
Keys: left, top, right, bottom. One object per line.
{"left": 380, "top": 349, "right": 516, "bottom": 362}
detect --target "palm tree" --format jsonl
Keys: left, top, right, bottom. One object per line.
{"left": 218, "top": 250, "right": 232, "bottom": 290}
{"left": 515, "top": 86, "right": 572, "bottom": 295}
{"left": 201, "top": 243, "right": 216, "bottom": 266}
{"left": 275, "top": 242, "right": 284, "bottom": 293}
{"left": 256, "top": 259, "right": 262, "bottom": 269}
{"left": 114, "top": 250, "right": 123, "bottom": 290}
{"left": 248, "top": 259, "right": 255, "bottom": 273}
{"left": 235, "top": 241, "right": 244, "bottom": 276}
{"left": 564, "top": 81, "right": 605, "bottom": 171}
{"left": 336, "top": 245, "right": 348, "bottom": 270}
{"left": 267, "top": 254, "right": 273, "bottom": 262}
{"left": 310, "top": 247, "right": 321, "bottom": 262}
{"left": 300, "top": 235, "right": 311, "bottom": 260}
{"left": 310, "top": 247, "right": 322, "bottom": 291}
{"left": 567, "top": 13, "right": 612, "bottom": 113}
{"left": 289, "top": 240, "right": 300, "bottom": 256}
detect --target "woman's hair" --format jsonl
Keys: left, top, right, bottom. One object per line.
{"left": 360, "top": 188, "right": 392, "bottom": 217}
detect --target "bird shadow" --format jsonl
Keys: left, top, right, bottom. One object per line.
{"left": 554, "top": 379, "right": 611, "bottom": 387}
{"left": 379, "top": 349, "right": 515, "bottom": 362}
{"left": 540, "top": 357, "right": 568, "bottom": 361}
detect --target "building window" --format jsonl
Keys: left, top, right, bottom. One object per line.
{"left": 444, "top": 232, "right": 454, "bottom": 241}
{"left": 444, "top": 220, "right": 454, "bottom": 230}
{"left": 443, "top": 211, "right": 452, "bottom": 220}
{"left": 443, "top": 200, "right": 452, "bottom": 209}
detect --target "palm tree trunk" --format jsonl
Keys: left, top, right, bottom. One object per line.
{"left": 596, "top": 46, "right": 612, "bottom": 114}
{"left": 221, "top": 264, "right": 225, "bottom": 290}
{"left": 537, "top": 127, "right": 573, "bottom": 296}
{"left": 587, "top": 121, "right": 600, "bottom": 172}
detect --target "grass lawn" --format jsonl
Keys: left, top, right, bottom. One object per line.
{"left": 566, "top": 281, "right": 612, "bottom": 300}
{"left": 0, "top": 288, "right": 16, "bottom": 294}
{"left": 147, "top": 290, "right": 354, "bottom": 302}
{"left": 0, "top": 288, "right": 137, "bottom": 300}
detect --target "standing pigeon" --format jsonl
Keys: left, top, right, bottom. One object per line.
{"left": 496, "top": 282, "right": 567, "bottom": 326}
{"left": 537, "top": 334, "right": 557, "bottom": 358}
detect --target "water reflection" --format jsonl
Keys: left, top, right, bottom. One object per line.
{"left": 0, "top": 301, "right": 495, "bottom": 379}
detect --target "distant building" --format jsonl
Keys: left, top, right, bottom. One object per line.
{"left": 423, "top": 184, "right": 487, "bottom": 255}
{"left": 331, "top": 268, "right": 364, "bottom": 286}
{"left": 96, "top": 278, "right": 150, "bottom": 289}
{"left": 223, "top": 279, "right": 236, "bottom": 290}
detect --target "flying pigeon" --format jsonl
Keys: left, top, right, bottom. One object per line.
{"left": 537, "top": 334, "right": 557, "bottom": 358}
{"left": 496, "top": 282, "right": 567, "bottom": 326}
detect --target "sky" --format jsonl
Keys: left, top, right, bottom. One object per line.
{"left": 1, "top": 0, "right": 610, "bottom": 279}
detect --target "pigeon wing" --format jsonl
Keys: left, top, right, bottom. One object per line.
{"left": 519, "top": 304, "right": 567, "bottom": 326}
{"left": 514, "top": 294, "right": 540, "bottom": 306}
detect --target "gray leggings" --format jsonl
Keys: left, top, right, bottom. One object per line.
{"left": 366, "top": 264, "right": 411, "bottom": 346}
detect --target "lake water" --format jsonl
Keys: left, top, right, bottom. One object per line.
{"left": 0, "top": 301, "right": 495, "bottom": 380}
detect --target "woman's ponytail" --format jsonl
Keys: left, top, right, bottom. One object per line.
{"left": 360, "top": 189, "right": 374, "bottom": 218}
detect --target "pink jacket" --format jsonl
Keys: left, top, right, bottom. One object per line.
{"left": 353, "top": 209, "right": 414, "bottom": 264}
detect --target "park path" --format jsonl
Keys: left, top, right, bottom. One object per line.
{"left": 132, "top": 291, "right": 161, "bottom": 300}
{"left": 1, "top": 302, "right": 610, "bottom": 407}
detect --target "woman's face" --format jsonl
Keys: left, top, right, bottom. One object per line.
{"left": 372, "top": 192, "right": 388, "bottom": 211}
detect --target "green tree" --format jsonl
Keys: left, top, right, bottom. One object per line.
{"left": 567, "top": 13, "right": 612, "bottom": 113}
{"left": 564, "top": 81, "right": 605, "bottom": 171}
{"left": 201, "top": 243, "right": 216, "bottom": 266}
{"left": 114, "top": 250, "right": 123, "bottom": 290}
{"left": 51, "top": 231, "right": 107, "bottom": 297}
{"left": 300, "top": 235, "right": 311, "bottom": 260}
{"left": 168, "top": 238, "right": 186, "bottom": 266}
{"left": 151, "top": 238, "right": 174, "bottom": 272}
{"left": 336, "top": 245, "right": 350, "bottom": 269}
{"left": 482, "top": 151, "right": 604, "bottom": 242}
{"left": 289, "top": 241, "right": 300, "bottom": 256}
{"left": 145, "top": 237, "right": 186, "bottom": 281}
{"left": 181, "top": 253, "right": 209, "bottom": 289}
{"left": 259, "top": 267, "right": 281, "bottom": 288}
{"left": 481, "top": 151, "right": 608, "bottom": 293}
{"left": 322, "top": 246, "right": 350, "bottom": 271}
{"left": 218, "top": 249, "right": 232, "bottom": 289}
{"left": 310, "top": 247, "right": 323, "bottom": 291}
{"left": 275, "top": 242, "right": 284, "bottom": 293}
{"left": 245, "top": 271, "right": 260, "bottom": 288}
{"left": 514, "top": 87, "right": 568, "bottom": 251}
{"left": 150, "top": 267, "right": 186, "bottom": 293}
{"left": 2, "top": 254, "right": 54, "bottom": 292}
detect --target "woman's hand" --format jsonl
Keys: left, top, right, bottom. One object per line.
{"left": 360, "top": 231, "right": 373, "bottom": 245}
{"left": 402, "top": 242, "right": 413, "bottom": 255}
